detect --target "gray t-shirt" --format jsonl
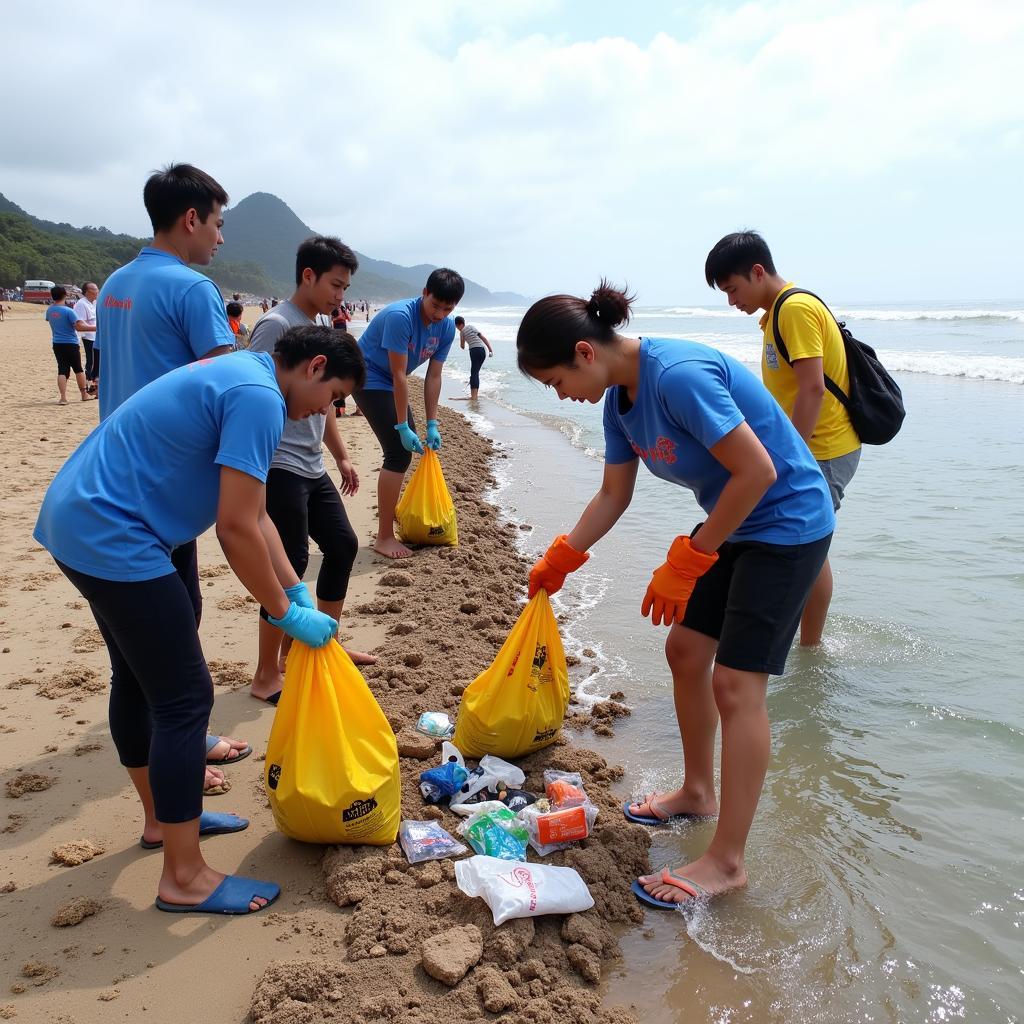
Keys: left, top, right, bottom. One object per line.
{"left": 461, "top": 323, "right": 486, "bottom": 350}
{"left": 248, "top": 300, "right": 326, "bottom": 478}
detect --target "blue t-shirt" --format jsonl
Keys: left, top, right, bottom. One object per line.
{"left": 603, "top": 338, "right": 834, "bottom": 545}
{"left": 34, "top": 351, "right": 286, "bottom": 582}
{"left": 95, "top": 247, "right": 235, "bottom": 419}
{"left": 358, "top": 296, "right": 455, "bottom": 390}
{"left": 46, "top": 304, "right": 80, "bottom": 345}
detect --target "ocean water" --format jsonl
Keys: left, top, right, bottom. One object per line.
{"left": 436, "top": 303, "right": 1024, "bottom": 1023}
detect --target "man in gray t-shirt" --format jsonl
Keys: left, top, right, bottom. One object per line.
{"left": 455, "top": 316, "right": 493, "bottom": 401}
{"left": 247, "top": 237, "right": 377, "bottom": 706}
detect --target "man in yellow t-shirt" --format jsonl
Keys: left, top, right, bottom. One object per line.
{"left": 704, "top": 231, "right": 860, "bottom": 646}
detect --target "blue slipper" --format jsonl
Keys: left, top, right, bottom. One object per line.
{"left": 155, "top": 874, "right": 280, "bottom": 915}
{"left": 205, "top": 735, "right": 252, "bottom": 765}
{"left": 622, "top": 796, "right": 699, "bottom": 826}
{"left": 632, "top": 870, "right": 709, "bottom": 910}
{"left": 139, "top": 810, "right": 249, "bottom": 850}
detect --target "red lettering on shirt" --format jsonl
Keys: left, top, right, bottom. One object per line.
{"left": 103, "top": 295, "right": 133, "bottom": 310}
{"left": 630, "top": 436, "right": 678, "bottom": 464}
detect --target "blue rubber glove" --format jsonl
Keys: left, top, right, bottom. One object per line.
{"left": 426, "top": 419, "right": 442, "bottom": 451}
{"left": 394, "top": 421, "right": 424, "bottom": 454}
{"left": 284, "top": 582, "right": 314, "bottom": 609}
{"left": 267, "top": 603, "right": 337, "bottom": 648}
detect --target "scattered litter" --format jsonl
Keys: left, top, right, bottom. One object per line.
{"left": 457, "top": 806, "right": 529, "bottom": 861}
{"left": 415, "top": 711, "right": 455, "bottom": 739}
{"left": 419, "top": 742, "right": 468, "bottom": 804}
{"left": 398, "top": 820, "right": 468, "bottom": 864}
{"left": 519, "top": 801, "right": 599, "bottom": 856}
{"left": 454, "top": 855, "right": 594, "bottom": 924}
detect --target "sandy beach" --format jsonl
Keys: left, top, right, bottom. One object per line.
{"left": 0, "top": 303, "right": 650, "bottom": 1024}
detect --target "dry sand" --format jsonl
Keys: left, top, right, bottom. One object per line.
{"left": 0, "top": 303, "right": 651, "bottom": 1023}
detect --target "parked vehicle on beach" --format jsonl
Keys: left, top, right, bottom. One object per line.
{"left": 23, "top": 279, "right": 56, "bottom": 304}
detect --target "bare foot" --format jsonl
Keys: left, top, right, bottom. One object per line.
{"left": 58, "top": 398, "right": 68, "bottom": 405}
{"left": 373, "top": 537, "right": 413, "bottom": 559}
{"left": 206, "top": 734, "right": 249, "bottom": 763}
{"left": 638, "top": 853, "right": 746, "bottom": 906}
{"left": 204, "top": 766, "right": 230, "bottom": 795}
{"left": 159, "top": 862, "right": 270, "bottom": 912}
{"left": 344, "top": 648, "right": 378, "bottom": 666}
{"left": 629, "top": 786, "right": 718, "bottom": 821}
{"left": 80, "top": 392, "right": 95, "bottom": 401}
{"left": 250, "top": 665, "right": 284, "bottom": 704}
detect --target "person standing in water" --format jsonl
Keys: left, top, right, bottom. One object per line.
{"left": 518, "top": 282, "right": 833, "bottom": 909}
{"left": 454, "top": 315, "right": 493, "bottom": 400}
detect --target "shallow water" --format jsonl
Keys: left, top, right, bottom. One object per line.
{"left": 437, "top": 304, "right": 1024, "bottom": 1023}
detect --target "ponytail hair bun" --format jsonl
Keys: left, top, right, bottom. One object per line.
{"left": 586, "top": 280, "right": 633, "bottom": 330}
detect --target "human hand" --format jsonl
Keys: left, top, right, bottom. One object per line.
{"left": 284, "top": 581, "right": 314, "bottom": 609}
{"left": 528, "top": 534, "right": 589, "bottom": 598}
{"left": 426, "top": 419, "right": 442, "bottom": 451}
{"left": 267, "top": 603, "right": 337, "bottom": 647}
{"left": 394, "top": 421, "right": 424, "bottom": 454}
{"left": 640, "top": 536, "right": 718, "bottom": 626}
{"left": 337, "top": 457, "right": 359, "bottom": 496}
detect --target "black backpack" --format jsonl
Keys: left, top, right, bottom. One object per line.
{"left": 772, "top": 288, "right": 906, "bottom": 445}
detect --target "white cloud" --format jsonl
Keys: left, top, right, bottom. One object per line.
{"left": 0, "top": 0, "right": 1021, "bottom": 300}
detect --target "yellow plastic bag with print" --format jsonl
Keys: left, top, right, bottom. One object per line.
{"left": 264, "top": 640, "right": 400, "bottom": 845}
{"left": 454, "top": 591, "right": 570, "bottom": 759}
{"left": 396, "top": 448, "right": 458, "bottom": 546}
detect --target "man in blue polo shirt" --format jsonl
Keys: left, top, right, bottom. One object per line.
{"left": 353, "top": 268, "right": 464, "bottom": 558}
{"left": 45, "top": 285, "right": 95, "bottom": 405}
{"left": 94, "top": 162, "right": 247, "bottom": 774}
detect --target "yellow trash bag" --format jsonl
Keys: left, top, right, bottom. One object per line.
{"left": 395, "top": 448, "right": 458, "bottom": 546}
{"left": 453, "top": 591, "right": 569, "bottom": 759}
{"left": 264, "top": 640, "right": 400, "bottom": 845}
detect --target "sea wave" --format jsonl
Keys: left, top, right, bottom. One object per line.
{"left": 638, "top": 306, "right": 1024, "bottom": 324}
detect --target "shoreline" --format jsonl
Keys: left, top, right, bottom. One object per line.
{"left": 0, "top": 304, "right": 651, "bottom": 1024}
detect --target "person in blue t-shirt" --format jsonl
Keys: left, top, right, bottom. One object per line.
{"left": 45, "top": 284, "right": 96, "bottom": 405}
{"left": 34, "top": 326, "right": 365, "bottom": 916}
{"left": 518, "top": 283, "right": 834, "bottom": 913}
{"left": 95, "top": 163, "right": 246, "bottom": 778}
{"left": 353, "top": 268, "right": 465, "bottom": 558}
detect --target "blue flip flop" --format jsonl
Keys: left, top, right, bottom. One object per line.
{"left": 155, "top": 874, "right": 280, "bottom": 915}
{"left": 139, "top": 810, "right": 249, "bottom": 850}
{"left": 205, "top": 735, "right": 253, "bottom": 765}
{"left": 622, "top": 796, "right": 698, "bottom": 826}
{"left": 631, "top": 870, "right": 709, "bottom": 910}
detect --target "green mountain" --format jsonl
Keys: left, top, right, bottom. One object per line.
{"left": 0, "top": 191, "right": 526, "bottom": 305}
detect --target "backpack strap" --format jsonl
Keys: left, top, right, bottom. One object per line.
{"left": 771, "top": 288, "right": 850, "bottom": 408}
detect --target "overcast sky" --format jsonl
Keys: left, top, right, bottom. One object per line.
{"left": 2, "top": 0, "right": 1021, "bottom": 303}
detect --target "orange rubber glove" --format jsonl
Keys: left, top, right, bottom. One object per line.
{"left": 528, "top": 535, "right": 589, "bottom": 598}
{"left": 641, "top": 535, "right": 719, "bottom": 626}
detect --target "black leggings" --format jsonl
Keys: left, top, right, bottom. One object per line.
{"left": 55, "top": 559, "right": 213, "bottom": 824}
{"left": 353, "top": 388, "right": 417, "bottom": 473}
{"left": 260, "top": 469, "right": 358, "bottom": 619}
{"left": 83, "top": 338, "right": 97, "bottom": 381}
{"left": 469, "top": 346, "right": 486, "bottom": 390}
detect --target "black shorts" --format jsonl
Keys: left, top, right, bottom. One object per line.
{"left": 53, "top": 343, "right": 83, "bottom": 377}
{"left": 353, "top": 388, "right": 417, "bottom": 473}
{"left": 682, "top": 531, "right": 832, "bottom": 675}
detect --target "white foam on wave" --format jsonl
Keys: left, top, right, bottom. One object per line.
{"left": 839, "top": 308, "right": 1024, "bottom": 323}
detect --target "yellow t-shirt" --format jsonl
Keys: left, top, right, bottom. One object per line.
{"left": 759, "top": 283, "right": 861, "bottom": 461}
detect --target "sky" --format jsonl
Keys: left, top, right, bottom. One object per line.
{"left": 1, "top": 0, "right": 1022, "bottom": 303}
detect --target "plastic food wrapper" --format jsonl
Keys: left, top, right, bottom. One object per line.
{"left": 416, "top": 712, "right": 455, "bottom": 739}
{"left": 265, "top": 640, "right": 400, "bottom": 845}
{"left": 456, "top": 755, "right": 526, "bottom": 803}
{"left": 454, "top": 855, "right": 595, "bottom": 925}
{"left": 543, "top": 769, "right": 588, "bottom": 808}
{"left": 453, "top": 592, "right": 569, "bottom": 759}
{"left": 449, "top": 799, "right": 508, "bottom": 818}
{"left": 518, "top": 801, "right": 599, "bottom": 856}
{"left": 419, "top": 742, "right": 468, "bottom": 804}
{"left": 457, "top": 806, "right": 529, "bottom": 861}
{"left": 497, "top": 788, "right": 538, "bottom": 813}
{"left": 399, "top": 820, "right": 468, "bottom": 863}
{"left": 396, "top": 448, "right": 458, "bottom": 546}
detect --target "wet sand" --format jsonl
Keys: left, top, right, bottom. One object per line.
{"left": 0, "top": 304, "right": 652, "bottom": 1023}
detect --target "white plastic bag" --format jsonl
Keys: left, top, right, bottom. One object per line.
{"left": 456, "top": 755, "right": 526, "bottom": 803}
{"left": 454, "top": 854, "right": 594, "bottom": 925}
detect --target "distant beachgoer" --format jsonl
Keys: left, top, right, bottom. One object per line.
{"left": 226, "top": 301, "right": 249, "bottom": 347}
{"left": 705, "top": 231, "right": 860, "bottom": 645}
{"left": 271, "top": 298, "right": 279, "bottom": 308}
{"left": 261, "top": 298, "right": 269, "bottom": 313}
{"left": 455, "top": 315, "right": 493, "bottom": 400}
{"left": 73, "top": 282, "right": 99, "bottom": 392}
{"left": 518, "top": 282, "right": 833, "bottom": 911}
{"left": 247, "top": 236, "right": 376, "bottom": 706}
{"left": 34, "top": 328, "right": 358, "bottom": 915}
{"left": 45, "top": 285, "right": 95, "bottom": 404}
{"left": 353, "top": 268, "right": 465, "bottom": 559}
{"left": 94, "top": 162, "right": 249, "bottom": 782}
